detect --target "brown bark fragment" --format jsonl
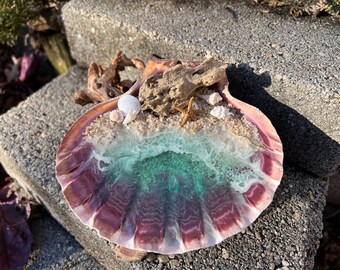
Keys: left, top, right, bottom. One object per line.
{"left": 114, "top": 245, "right": 147, "bottom": 261}
{"left": 74, "top": 51, "right": 145, "bottom": 105}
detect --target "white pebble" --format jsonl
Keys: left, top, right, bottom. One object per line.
{"left": 210, "top": 106, "right": 232, "bottom": 119}
{"left": 198, "top": 92, "right": 222, "bottom": 105}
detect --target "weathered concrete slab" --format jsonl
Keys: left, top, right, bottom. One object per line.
{"left": 0, "top": 66, "right": 328, "bottom": 270}
{"left": 26, "top": 213, "right": 104, "bottom": 270}
{"left": 62, "top": 0, "right": 340, "bottom": 177}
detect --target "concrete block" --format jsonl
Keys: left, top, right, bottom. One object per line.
{"left": 62, "top": 0, "right": 340, "bottom": 177}
{"left": 0, "top": 66, "right": 328, "bottom": 270}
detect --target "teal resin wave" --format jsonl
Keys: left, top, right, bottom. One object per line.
{"left": 91, "top": 130, "right": 263, "bottom": 194}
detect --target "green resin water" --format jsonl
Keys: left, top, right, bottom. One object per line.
{"left": 94, "top": 130, "right": 263, "bottom": 193}
{"left": 133, "top": 151, "right": 208, "bottom": 194}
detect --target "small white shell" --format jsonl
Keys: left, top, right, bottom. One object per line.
{"left": 109, "top": 110, "right": 124, "bottom": 123}
{"left": 118, "top": 95, "right": 141, "bottom": 116}
{"left": 123, "top": 110, "right": 138, "bottom": 125}
{"left": 210, "top": 106, "right": 232, "bottom": 119}
{"left": 199, "top": 92, "right": 222, "bottom": 106}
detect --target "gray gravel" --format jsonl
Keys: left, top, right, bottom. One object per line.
{"left": 0, "top": 66, "right": 328, "bottom": 269}
{"left": 26, "top": 214, "right": 104, "bottom": 270}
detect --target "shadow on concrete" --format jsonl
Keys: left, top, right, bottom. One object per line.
{"left": 225, "top": 64, "right": 332, "bottom": 269}
{"left": 226, "top": 63, "right": 340, "bottom": 178}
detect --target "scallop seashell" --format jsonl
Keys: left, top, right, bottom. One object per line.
{"left": 210, "top": 106, "right": 233, "bottom": 119}
{"left": 118, "top": 95, "right": 141, "bottom": 116}
{"left": 122, "top": 110, "right": 138, "bottom": 125}
{"left": 56, "top": 58, "right": 283, "bottom": 256}
{"left": 109, "top": 110, "right": 125, "bottom": 123}
{"left": 199, "top": 92, "right": 222, "bottom": 106}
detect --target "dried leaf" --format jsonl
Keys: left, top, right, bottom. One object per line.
{"left": 0, "top": 177, "right": 33, "bottom": 270}
{"left": 41, "top": 33, "right": 73, "bottom": 75}
{"left": 19, "top": 53, "right": 38, "bottom": 82}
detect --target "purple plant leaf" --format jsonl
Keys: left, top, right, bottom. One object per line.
{"left": 0, "top": 81, "right": 8, "bottom": 88}
{"left": 19, "top": 53, "right": 38, "bottom": 82}
{"left": 0, "top": 178, "right": 33, "bottom": 270}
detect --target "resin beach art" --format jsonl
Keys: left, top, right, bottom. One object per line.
{"left": 55, "top": 52, "right": 283, "bottom": 257}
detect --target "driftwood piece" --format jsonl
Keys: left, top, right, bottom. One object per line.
{"left": 138, "top": 58, "right": 227, "bottom": 116}
{"left": 75, "top": 51, "right": 145, "bottom": 105}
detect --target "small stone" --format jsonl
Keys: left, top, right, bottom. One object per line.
{"left": 282, "top": 52, "right": 289, "bottom": 59}
{"left": 255, "top": 231, "right": 262, "bottom": 240}
{"left": 282, "top": 260, "right": 289, "bottom": 266}
{"left": 170, "top": 259, "right": 179, "bottom": 268}
{"left": 198, "top": 92, "right": 222, "bottom": 106}
{"left": 271, "top": 43, "right": 278, "bottom": 49}
{"left": 274, "top": 74, "right": 283, "bottom": 81}
{"left": 221, "top": 248, "right": 229, "bottom": 259}
{"left": 66, "top": 246, "right": 73, "bottom": 252}
{"left": 277, "top": 267, "right": 290, "bottom": 270}
{"left": 293, "top": 212, "right": 300, "bottom": 221}
{"left": 22, "top": 143, "right": 30, "bottom": 152}
{"left": 269, "top": 262, "right": 276, "bottom": 270}
{"left": 145, "top": 253, "right": 157, "bottom": 262}
{"left": 157, "top": 255, "right": 169, "bottom": 263}
{"left": 258, "top": 68, "right": 267, "bottom": 74}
